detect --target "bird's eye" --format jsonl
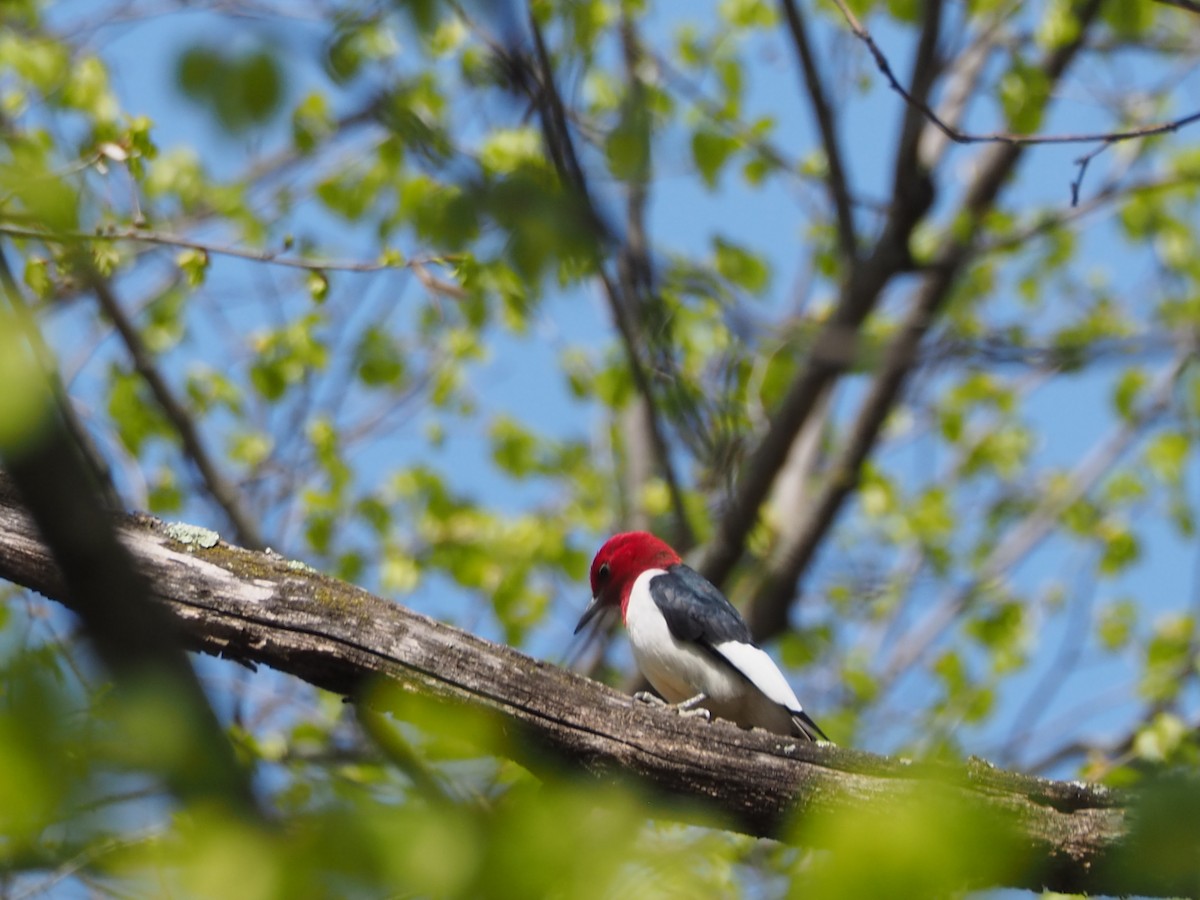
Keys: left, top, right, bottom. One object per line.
{"left": 597, "top": 562, "right": 610, "bottom": 581}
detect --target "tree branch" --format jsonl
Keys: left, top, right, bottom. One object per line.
{"left": 0, "top": 476, "right": 1189, "bottom": 895}
{"left": 1151, "top": 0, "right": 1200, "bottom": 14}
{"left": 515, "top": 12, "right": 695, "bottom": 549}
{"left": 696, "top": 154, "right": 937, "bottom": 588}
{"left": 740, "top": 0, "right": 1108, "bottom": 638}
{"left": 84, "top": 266, "right": 267, "bottom": 551}
{"left": 779, "top": 0, "right": 857, "bottom": 261}
{"left": 0, "top": 223, "right": 449, "bottom": 274}
{"left": 0, "top": 452, "right": 256, "bottom": 813}
{"left": 0, "top": 245, "right": 120, "bottom": 509}
{"left": 695, "top": 8, "right": 941, "bottom": 590}
{"left": 890, "top": 0, "right": 944, "bottom": 186}
{"left": 827, "top": 0, "right": 1200, "bottom": 146}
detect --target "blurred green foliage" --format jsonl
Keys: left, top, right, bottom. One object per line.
{"left": 176, "top": 45, "right": 284, "bottom": 133}
{"left": 0, "top": 0, "right": 1199, "bottom": 896}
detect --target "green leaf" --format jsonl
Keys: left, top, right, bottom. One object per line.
{"left": 719, "top": 0, "right": 775, "bottom": 27}
{"left": 428, "top": 15, "right": 467, "bottom": 56}
{"left": 691, "top": 128, "right": 738, "bottom": 189}
{"left": 1145, "top": 431, "right": 1189, "bottom": 485}
{"left": 478, "top": 128, "right": 543, "bottom": 175}
{"left": 998, "top": 61, "right": 1050, "bottom": 133}
{"left": 1098, "top": 519, "right": 1140, "bottom": 576}
{"left": 229, "top": 431, "right": 272, "bottom": 467}
{"left": 177, "top": 248, "right": 209, "bottom": 288}
{"left": 291, "top": 91, "right": 333, "bottom": 153}
{"left": 1036, "top": 0, "right": 1082, "bottom": 48}
{"left": 307, "top": 270, "right": 329, "bottom": 303}
{"left": 0, "top": 315, "right": 52, "bottom": 452}
{"left": 1141, "top": 614, "right": 1195, "bottom": 701}
{"left": 1096, "top": 598, "right": 1137, "bottom": 652}
{"left": 1102, "top": 0, "right": 1155, "bottom": 38}
{"left": 1112, "top": 368, "right": 1147, "bottom": 420}
{"left": 107, "top": 367, "right": 170, "bottom": 454}
{"left": 604, "top": 98, "right": 650, "bottom": 182}
{"left": 249, "top": 314, "right": 328, "bottom": 401}
{"left": 0, "top": 155, "right": 78, "bottom": 232}
{"left": 490, "top": 416, "right": 538, "bottom": 477}
{"left": 887, "top": 0, "right": 921, "bottom": 22}
{"left": 712, "top": 236, "right": 770, "bottom": 293}
{"left": 22, "top": 257, "right": 53, "bottom": 299}
{"left": 62, "top": 55, "right": 117, "bottom": 121}
{"left": 147, "top": 467, "right": 184, "bottom": 513}
{"left": 354, "top": 327, "right": 407, "bottom": 387}
{"left": 0, "top": 32, "right": 69, "bottom": 93}
{"left": 907, "top": 486, "right": 954, "bottom": 547}
{"left": 1133, "top": 712, "right": 1187, "bottom": 763}
{"left": 176, "top": 45, "right": 283, "bottom": 132}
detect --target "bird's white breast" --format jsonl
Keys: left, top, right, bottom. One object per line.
{"left": 624, "top": 569, "right": 805, "bottom": 734}
{"left": 624, "top": 569, "right": 748, "bottom": 706}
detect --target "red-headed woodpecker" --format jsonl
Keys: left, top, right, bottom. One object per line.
{"left": 575, "top": 531, "right": 827, "bottom": 741}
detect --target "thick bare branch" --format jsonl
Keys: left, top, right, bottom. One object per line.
{"left": 779, "top": 0, "right": 857, "bottom": 260}
{"left": 695, "top": 21, "right": 941, "bottom": 587}
{"left": 741, "top": 0, "right": 1108, "bottom": 638}
{"left": 0, "top": 477, "right": 1188, "bottom": 896}
{"left": 891, "top": 0, "right": 944, "bottom": 186}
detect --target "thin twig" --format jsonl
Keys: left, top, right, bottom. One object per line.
{"left": 10, "top": 830, "right": 163, "bottom": 900}
{"left": 1001, "top": 559, "right": 1099, "bottom": 763}
{"left": 919, "top": 3, "right": 1019, "bottom": 166}
{"left": 0, "top": 223, "right": 457, "bottom": 275}
{"left": 827, "top": 0, "right": 1200, "bottom": 147}
{"left": 1070, "top": 142, "right": 1112, "bottom": 206}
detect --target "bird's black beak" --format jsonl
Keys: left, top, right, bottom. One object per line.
{"left": 574, "top": 596, "right": 604, "bottom": 634}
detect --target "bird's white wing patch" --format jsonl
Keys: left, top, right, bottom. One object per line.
{"left": 713, "top": 641, "right": 804, "bottom": 712}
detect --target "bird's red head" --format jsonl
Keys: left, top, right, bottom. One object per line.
{"left": 575, "top": 532, "right": 682, "bottom": 633}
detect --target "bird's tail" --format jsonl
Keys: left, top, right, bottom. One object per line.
{"left": 791, "top": 709, "right": 830, "bottom": 742}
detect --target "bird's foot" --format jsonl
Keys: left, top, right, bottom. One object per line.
{"left": 634, "top": 690, "right": 666, "bottom": 707}
{"left": 634, "top": 691, "right": 711, "bottom": 721}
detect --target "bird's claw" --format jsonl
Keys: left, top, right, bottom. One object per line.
{"left": 634, "top": 691, "right": 711, "bottom": 721}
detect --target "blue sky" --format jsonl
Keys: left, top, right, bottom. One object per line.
{"left": 35, "top": 1, "right": 1200, "bottom": 775}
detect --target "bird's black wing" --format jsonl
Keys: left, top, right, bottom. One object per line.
{"left": 649, "top": 565, "right": 830, "bottom": 742}
{"left": 647, "top": 564, "right": 753, "bottom": 646}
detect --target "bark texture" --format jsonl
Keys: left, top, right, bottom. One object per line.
{"left": 0, "top": 477, "right": 1188, "bottom": 897}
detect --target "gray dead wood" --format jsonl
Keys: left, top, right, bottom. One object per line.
{"left": 0, "top": 477, "right": 1187, "bottom": 897}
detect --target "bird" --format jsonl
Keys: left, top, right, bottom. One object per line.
{"left": 575, "top": 531, "right": 827, "bottom": 741}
